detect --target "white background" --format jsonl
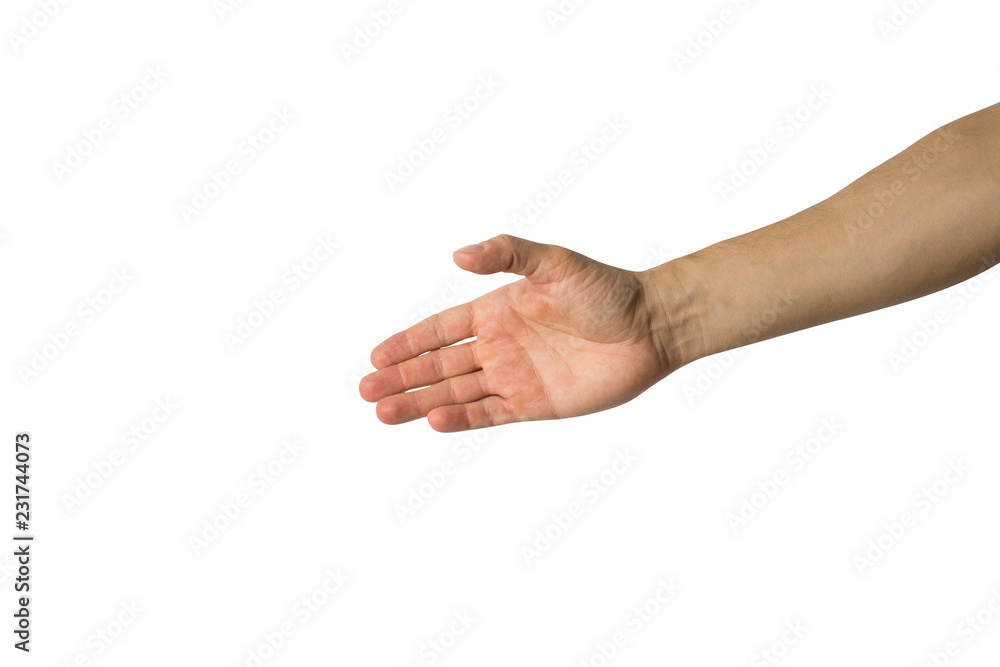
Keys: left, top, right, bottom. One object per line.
{"left": 2, "top": 0, "right": 1000, "bottom": 665}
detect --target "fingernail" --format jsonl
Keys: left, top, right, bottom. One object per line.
{"left": 456, "top": 244, "right": 484, "bottom": 254}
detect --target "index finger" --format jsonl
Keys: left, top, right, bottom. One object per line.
{"left": 371, "top": 303, "right": 475, "bottom": 369}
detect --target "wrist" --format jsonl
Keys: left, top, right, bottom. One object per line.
{"left": 637, "top": 255, "right": 714, "bottom": 374}
{"left": 642, "top": 242, "right": 807, "bottom": 373}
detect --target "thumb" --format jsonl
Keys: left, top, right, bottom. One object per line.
{"left": 453, "top": 234, "right": 572, "bottom": 284}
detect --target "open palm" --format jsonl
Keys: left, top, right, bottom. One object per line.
{"left": 360, "top": 235, "right": 676, "bottom": 431}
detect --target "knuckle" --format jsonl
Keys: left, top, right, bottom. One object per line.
{"left": 430, "top": 316, "right": 446, "bottom": 346}
{"left": 430, "top": 351, "right": 444, "bottom": 380}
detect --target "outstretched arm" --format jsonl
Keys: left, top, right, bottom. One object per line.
{"left": 655, "top": 101, "right": 1000, "bottom": 366}
{"left": 360, "top": 102, "right": 1000, "bottom": 431}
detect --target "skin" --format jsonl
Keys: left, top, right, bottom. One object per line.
{"left": 360, "top": 101, "right": 1000, "bottom": 432}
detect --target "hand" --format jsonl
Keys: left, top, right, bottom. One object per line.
{"left": 359, "top": 235, "right": 689, "bottom": 432}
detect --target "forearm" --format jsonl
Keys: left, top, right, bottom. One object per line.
{"left": 645, "top": 102, "right": 1000, "bottom": 369}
